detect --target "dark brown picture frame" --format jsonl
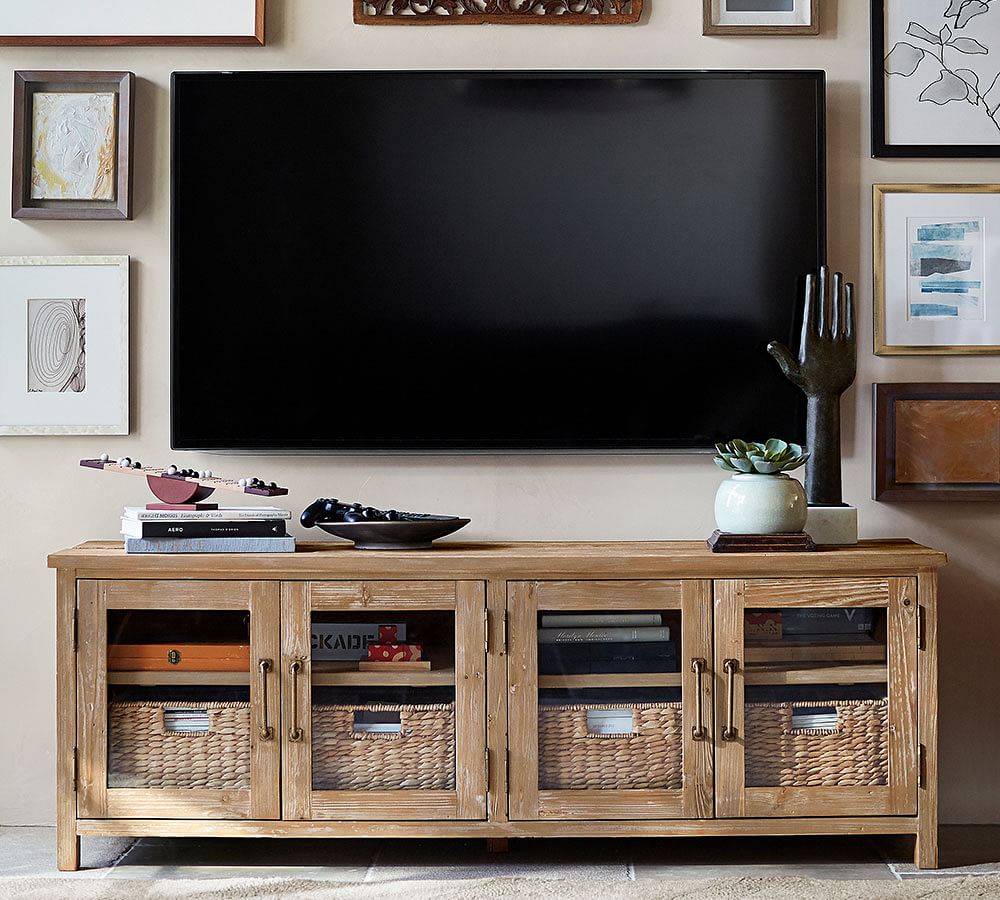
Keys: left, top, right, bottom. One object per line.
{"left": 874, "top": 383, "right": 1000, "bottom": 501}
{"left": 703, "top": 0, "right": 819, "bottom": 35}
{"left": 12, "top": 71, "right": 134, "bottom": 221}
{"left": 0, "top": 1, "right": 264, "bottom": 45}
{"left": 354, "top": 0, "right": 643, "bottom": 25}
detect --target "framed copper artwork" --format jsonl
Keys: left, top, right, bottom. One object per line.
{"left": 353, "top": 0, "right": 643, "bottom": 25}
{"left": 12, "top": 71, "right": 134, "bottom": 221}
{"left": 874, "top": 382, "right": 1000, "bottom": 500}
{"left": 0, "top": 1, "right": 265, "bottom": 46}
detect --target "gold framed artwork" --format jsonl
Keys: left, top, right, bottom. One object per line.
{"left": 12, "top": 71, "right": 134, "bottom": 221}
{"left": 874, "top": 183, "right": 1000, "bottom": 355}
{"left": 703, "top": 0, "right": 819, "bottom": 35}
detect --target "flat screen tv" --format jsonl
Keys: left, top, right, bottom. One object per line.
{"left": 171, "top": 71, "right": 825, "bottom": 453}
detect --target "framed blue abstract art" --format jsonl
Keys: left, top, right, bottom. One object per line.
{"left": 874, "top": 0, "right": 1000, "bottom": 157}
{"left": 875, "top": 184, "right": 1000, "bottom": 355}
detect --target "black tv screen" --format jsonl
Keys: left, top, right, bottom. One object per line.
{"left": 172, "top": 71, "right": 825, "bottom": 452}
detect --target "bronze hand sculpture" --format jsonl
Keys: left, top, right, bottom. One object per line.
{"left": 767, "top": 267, "right": 857, "bottom": 508}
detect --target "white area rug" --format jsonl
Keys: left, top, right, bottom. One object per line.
{"left": 2, "top": 876, "right": 999, "bottom": 900}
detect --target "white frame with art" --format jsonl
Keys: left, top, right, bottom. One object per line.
{"left": 703, "top": 0, "right": 819, "bottom": 35}
{"left": 0, "top": 257, "right": 129, "bottom": 435}
{"left": 875, "top": 184, "right": 1000, "bottom": 356}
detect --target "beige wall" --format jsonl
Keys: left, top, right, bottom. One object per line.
{"left": 1, "top": 0, "right": 998, "bottom": 826}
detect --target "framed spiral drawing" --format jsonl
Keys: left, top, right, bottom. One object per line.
{"left": 0, "top": 257, "right": 128, "bottom": 436}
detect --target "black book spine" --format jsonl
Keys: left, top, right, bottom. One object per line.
{"left": 133, "top": 520, "right": 287, "bottom": 539}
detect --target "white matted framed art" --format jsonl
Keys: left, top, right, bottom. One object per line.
{"left": 874, "top": 0, "right": 1000, "bottom": 157}
{"left": 875, "top": 184, "right": 1000, "bottom": 355}
{"left": 703, "top": 0, "right": 819, "bottom": 35}
{"left": 0, "top": 1, "right": 264, "bottom": 46}
{"left": 0, "top": 257, "right": 129, "bottom": 435}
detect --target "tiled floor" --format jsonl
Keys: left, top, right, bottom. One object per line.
{"left": 1, "top": 826, "right": 999, "bottom": 883}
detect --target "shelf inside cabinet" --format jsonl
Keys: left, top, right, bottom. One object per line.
{"left": 537, "top": 672, "right": 682, "bottom": 689}
{"left": 745, "top": 639, "right": 886, "bottom": 665}
{"left": 107, "top": 670, "right": 251, "bottom": 686}
{"left": 310, "top": 661, "right": 455, "bottom": 687}
{"left": 744, "top": 664, "right": 888, "bottom": 686}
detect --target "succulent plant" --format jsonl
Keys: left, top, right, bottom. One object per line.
{"left": 714, "top": 439, "right": 809, "bottom": 476}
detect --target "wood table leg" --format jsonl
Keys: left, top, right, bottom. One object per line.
{"left": 486, "top": 838, "right": 510, "bottom": 853}
{"left": 915, "top": 825, "right": 938, "bottom": 870}
{"left": 57, "top": 823, "right": 80, "bottom": 872}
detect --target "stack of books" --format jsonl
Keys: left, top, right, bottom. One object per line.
{"left": 537, "top": 613, "right": 677, "bottom": 675}
{"left": 121, "top": 506, "right": 294, "bottom": 554}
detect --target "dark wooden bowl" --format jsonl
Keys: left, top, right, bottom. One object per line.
{"left": 316, "top": 517, "right": 471, "bottom": 550}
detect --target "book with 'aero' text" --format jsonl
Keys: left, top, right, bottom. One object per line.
{"left": 121, "top": 518, "right": 287, "bottom": 539}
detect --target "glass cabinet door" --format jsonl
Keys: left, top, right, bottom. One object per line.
{"left": 76, "top": 580, "right": 280, "bottom": 820}
{"left": 508, "top": 580, "right": 714, "bottom": 821}
{"left": 281, "top": 581, "right": 487, "bottom": 821}
{"left": 714, "top": 577, "right": 918, "bottom": 818}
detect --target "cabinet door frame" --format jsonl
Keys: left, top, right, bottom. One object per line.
{"left": 508, "top": 579, "right": 714, "bottom": 821}
{"left": 76, "top": 579, "right": 281, "bottom": 820}
{"left": 281, "top": 580, "right": 487, "bottom": 821}
{"left": 714, "top": 577, "right": 918, "bottom": 819}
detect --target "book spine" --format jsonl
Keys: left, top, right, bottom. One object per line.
{"left": 536, "top": 626, "right": 672, "bottom": 644}
{"left": 124, "top": 536, "right": 296, "bottom": 554}
{"left": 127, "top": 509, "right": 292, "bottom": 521}
{"left": 539, "top": 613, "right": 662, "bottom": 628}
{"left": 125, "top": 520, "right": 287, "bottom": 539}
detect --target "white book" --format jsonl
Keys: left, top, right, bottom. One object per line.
{"left": 123, "top": 506, "right": 292, "bottom": 522}
{"left": 537, "top": 626, "right": 671, "bottom": 644}
{"left": 540, "top": 613, "right": 662, "bottom": 628}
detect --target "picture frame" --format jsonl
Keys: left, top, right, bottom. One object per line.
{"left": 354, "top": 0, "right": 642, "bottom": 25}
{"left": 0, "top": 1, "right": 264, "bottom": 46}
{"left": 873, "top": 0, "right": 1000, "bottom": 158}
{"left": 874, "top": 383, "right": 1000, "bottom": 500}
{"left": 0, "top": 257, "right": 129, "bottom": 436}
{"left": 703, "top": 0, "right": 819, "bottom": 35}
{"left": 13, "top": 71, "right": 134, "bottom": 221}
{"left": 874, "top": 184, "right": 1000, "bottom": 355}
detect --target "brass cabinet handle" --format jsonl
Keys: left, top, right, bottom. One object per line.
{"left": 258, "top": 659, "right": 274, "bottom": 741}
{"left": 289, "top": 658, "right": 304, "bottom": 743}
{"left": 722, "top": 658, "right": 739, "bottom": 742}
{"left": 691, "top": 657, "right": 707, "bottom": 741}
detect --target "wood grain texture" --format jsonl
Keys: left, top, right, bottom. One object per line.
{"left": 455, "top": 581, "right": 488, "bottom": 820}
{"left": 888, "top": 577, "right": 918, "bottom": 816}
{"left": 507, "top": 582, "right": 539, "bottom": 821}
{"left": 55, "top": 569, "right": 79, "bottom": 871}
{"left": 714, "top": 580, "right": 745, "bottom": 818}
{"left": 249, "top": 582, "right": 281, "bottom": 820}
{"left": 531, "top": 580, "right": 684, "bottom": 608}
{"left": 280, "top": 581, "right": 311, "bottom": 821}
{"left": 48, "top": 540, "right": 948, "bottom": 580}
{"left": 76, "top": 815, "right": 920, "bottom": 839}
{"left": 744, "top": 665, "right": 886, "bottom": 686}
{"left": 536, "top": 790, "right": 685, "bottom": 820}
{"left": 310, "top": 792, "right": 460, "bottom": 820}
{"left": 107, "top": 671, "right": 251, "bottom": 687}
{"left": 681, "top": 580, "right": 714, "bottom": 819}
{"left": 538, "top": 673, "right": 682, "bottom": 689}
{"left": 101, "top": 579, "right": 254, "bottom": 608}
{"left": 917, "top": 571, "right": 939, "bottom": 869}
{"left": 745, "top": 642, "right": 885, "bottom": 664}
{"left": 486, "top": 579, "right": 509, "bottom": 823}
{"left": 743, "top": 578, "right": 891, "bottom": 607}
{"left": 743, "top": 786, "right": 897, "bottom": 818}
{"left": 105, "top": 789, "right": 251, "bottom": 819}
{"left": 311, "top": 667, "right": 454, "bottom": 687}
{"left": 76, "top": 580, "right": 107, "bottom": 818}
{"left": 309, "top": 580, "right": 457, "bottom": 608}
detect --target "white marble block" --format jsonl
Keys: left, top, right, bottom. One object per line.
{"left": 805, "top": 506, "right": 859, "bottom": 546}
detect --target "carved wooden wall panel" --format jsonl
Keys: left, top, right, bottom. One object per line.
{"left": 354, "top": 0, "right": 643, "bottom": 25}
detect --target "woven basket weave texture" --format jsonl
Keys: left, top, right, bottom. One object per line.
{"left": 745, "top": 699, "right": 889, "bottom": 788}
{"left": 538, "top": 702, "right": 684, "bottom": 791}
{"left": 312, "top": 703, "right": 456, "bottom": 791}
{"left": 108, "top": 701, "right": 251, "bottom": 790}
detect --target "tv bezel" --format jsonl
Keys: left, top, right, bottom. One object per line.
{"left": 170, "top": 69, "right": 827, "bottom": 454}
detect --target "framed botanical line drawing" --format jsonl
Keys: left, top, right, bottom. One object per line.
{"left": 874, "top": 184, "right": 1000, "bottom": 355}
{"left": 874, "top": 0, "right": 1000, "bottom": 157}
{"left": 0, "top": 1, "right": 264, "bottom": 46}
{"left": 12, "top": 71, "right": 134, "bottom": 221}
{"left": 703, "top": 0, "right": 819, "bottom": 35}
{"left": 874, "top": 382, "right": 1000, "bottom": 500}
{"left": 0, "top": 257, "right": 129, "bottom": 436}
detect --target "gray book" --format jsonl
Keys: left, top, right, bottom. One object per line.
{"left": 124, "top": 536, "right": 296, "bottom": 554}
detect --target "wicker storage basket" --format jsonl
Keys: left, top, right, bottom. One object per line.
{"left": 312, "top": 703, "right": 456, "bottom": 791}
{"left": 538, "top": 703, "right": 684, "bottom": 791}
{"left": 745, "top": 699, "right": 889, "bottom": 788}
{"left": 108, "top": 701, "right": 251, "bottom": 790}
